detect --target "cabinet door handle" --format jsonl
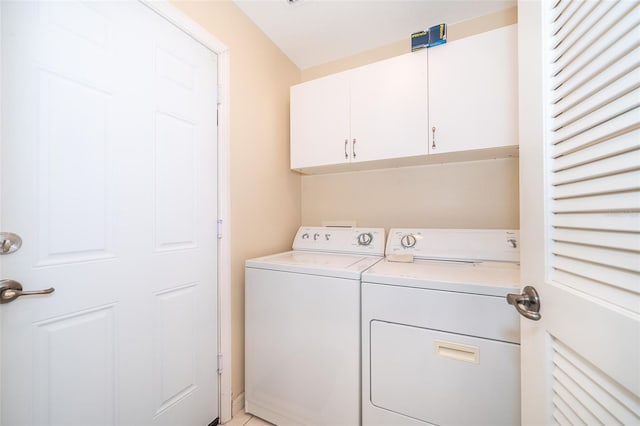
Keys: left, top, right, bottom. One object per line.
{"left": 344, "top": 139, "right": 348, "bottom": 159}
{"left": 353, "top": 138, "right": 357, "bottom": 159}
{"left": 431, "top": 126, "right": 436, "bottom": 149}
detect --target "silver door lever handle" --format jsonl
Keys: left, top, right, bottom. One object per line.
{"left": 0, "top": 279, "right": 55, "bottom": 304}
{"left": 506, "top": 286, "right": 541, "bottom": 321}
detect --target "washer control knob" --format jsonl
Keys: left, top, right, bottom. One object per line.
{"left": 357, "top": 232, "right": 373, "bottom": 246}
{"left": 313, "top": 233, "right": 320, "bottom": 241}
{"left": 325, "top": 234, "right": 331, "bottom": 241}
{"left": 400, "top": 234, "right": 417, "bottom": 248}
{"left": 302, "top": 233, "right": 310, "bottom": 239}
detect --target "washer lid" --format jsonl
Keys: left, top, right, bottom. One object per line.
{"left": 246, "top": 251, "right": 383, "bottom": 279}
{"left": 362, "top": 258, "right": 520, "bottom": 296}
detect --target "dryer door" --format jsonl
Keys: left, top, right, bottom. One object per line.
{"left": 369, "top": 321, "right": 520, "bottom": 426}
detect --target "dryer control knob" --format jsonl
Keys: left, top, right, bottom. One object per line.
{"left": 400, "top": 234, "right": 417, "bottom": 248}
{"left": 357, "top": 232, "right": 373, "bottom": 246}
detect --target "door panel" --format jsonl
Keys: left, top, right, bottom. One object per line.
{"left": 33, "top": 305, "right": 116, "bottom": 426}
{"left": 1, "top": 2, "right": 218, "bottom": 424}
{"left": 38, "top": 72, "right": 112, "bottom": 264}
{"left": 154, "top": 284, "right": 199, "bottom": 416}
{"left": 518, "top": 1, "right": 639, "bottom": 424}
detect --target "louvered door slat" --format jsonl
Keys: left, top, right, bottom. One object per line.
{"left": 553, "top": 228, "right": 640, "bottom": 252}
{"left": 551, "top": 0, "right": 593, "bottom": 51}
{"left": 553, "top": 135, "right": 640, "bottom": 182}
{"left": 551, "top": 1, "right": 609, "bottom": 68}
{"left": 553, "top": 368, "right": 615, "bottom": 425}
{"left": 552, "top": 254, "right": 638, "bottom": 295}
{"left": 551, "top": 1, "right": 638, "bottom": 89}
{"left": 553, "top": 241, "right": 639, "bottom": 272}
{"left": 552, "top": 212, "right": 640, "bottom": 233}
{"left": 553, "top": 191, "right": 640, "bottom": 213}
{"left": 553, "top": 107, "right": 639, "bottom": 155}
{"left": 552, "top": 88, "right": 640, "bottom": 145}
{"left": 553, "top": 339, "right": 640, "bottom": 424}
{"left": 553, "top": 149, "right": 640, "bottom": 187}
{"left": 553, "top": 65, "right": 640, "bottom": 130}
{"left": 551, "top": 1, "right": 582, "bottom": 28}
{"left": 551, "top": 36, "right": 640, "bottom": 117}
{"left": 553, "top": 382, "right": 596, "bottom": 425}
{"left": 553, "top": 169, "right": 640, "bottom": 199}
{"left": 552, "top": 409, "right": 572, "bottom": 426}
{"left": 553, "top": 269, "right": 638, "bottom": 312}
{"left": 552, "top": 128, "right": 640, "bottom": 171}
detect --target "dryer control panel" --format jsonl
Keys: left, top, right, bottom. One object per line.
{"left": 386, "top": 228, "right": 520, "bottom": 263}
{"left": 293, "top": 227, "right": 385, "bottom": 255}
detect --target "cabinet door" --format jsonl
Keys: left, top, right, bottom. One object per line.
{"left": 349, "top": 50, "right": 428, "bottom": 163}
{"left": 290, "top": 72, "right": 350, "bottom": 169}
{"left": 428, "top": 25, "right": 517, "bottom": 154}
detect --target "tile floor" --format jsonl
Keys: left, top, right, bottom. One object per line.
{"left": 223, "top": 410, "right": 273, "bottom": 426}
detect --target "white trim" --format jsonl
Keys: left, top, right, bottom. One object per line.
{"left": 141, "top": 1, "right": 228, "bottom": 54}
{"left": 139, "top": 1, "right": 232, "bottom": 423}
{"left": 217, "top": 49, "right": 233, "bottom": 425}
{"left": 0, "top": 3, "right": 4, "bottom": 424}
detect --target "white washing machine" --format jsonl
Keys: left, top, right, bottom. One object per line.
{"left": 245, "top": 226, "right": 385, "bottom": 426}
{"left": 361, "top": 229, "right": 521, "bottom": 426}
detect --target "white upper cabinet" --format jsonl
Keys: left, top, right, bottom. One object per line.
{"left": 349, "top": 51, "right": 428, "bottom": 163}
{"left": 427, "top": 25, "right": 518, "bottom": 154}
{"left": 290, "top": 24, "right": 518, "bottom": 174}
{"left": 290, "top": 50, "right": 428, "bottom": 170}
{"left": 290, "top": 72, "right": 350, "bottom": 170}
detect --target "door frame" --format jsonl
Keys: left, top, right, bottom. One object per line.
{"left": 0, "top": 0, "right": 233, "bottom": 423}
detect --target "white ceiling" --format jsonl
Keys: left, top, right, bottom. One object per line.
{"left": 232, "top": 0, "right": 516, "bottom": 69}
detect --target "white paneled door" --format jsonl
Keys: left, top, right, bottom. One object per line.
{"left": 1, "top": 1, "right": 219, "bottom": 425}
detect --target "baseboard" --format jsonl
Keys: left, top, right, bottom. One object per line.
{"left": 232, "top": 392, "right": 245, "bottom": 417}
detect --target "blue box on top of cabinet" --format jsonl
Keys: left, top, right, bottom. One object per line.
{"left": 411, "top": 23, "right": 446, "bottom": 51}
{"left": 428, "top": 23, "right": 447, "bottom": 47}
{"left": 411, "top": 30, "right": 429, "bottom": 51}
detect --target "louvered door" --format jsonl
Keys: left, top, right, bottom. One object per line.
{"left": 518, "top": 1, "right": 639, "bottom": 425}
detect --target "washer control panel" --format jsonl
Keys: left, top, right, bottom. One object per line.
{"left": 293, "top": 227, "right": 385, "bottom": 255}
{"left": 386, "top": 228, "right": 520, "bottom": 262}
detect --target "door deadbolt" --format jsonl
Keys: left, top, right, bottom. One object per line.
{"left": 0, "top": 232, "right": 22, "bottom": 255}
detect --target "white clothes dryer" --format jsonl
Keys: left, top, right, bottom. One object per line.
{"left": 361, "top": 229, "right": 521, "bottom": 426}
{"left": 245, "top": 226, "right": 385, "bottom": 426}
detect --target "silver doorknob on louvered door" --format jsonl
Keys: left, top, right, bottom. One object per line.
{"left": 0, "top": 279, "right": 55, "bottom": 304}
{"left": 506, "top": 286, "right": 541, "bottom": 321}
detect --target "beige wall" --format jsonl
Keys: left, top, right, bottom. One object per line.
{"left": 300, "top": 7, "right": 519, "bottom": 231}
{"left": 301, "top": 7, "right": 517, "bottom": 82}
{"left": 302, "top": 159, "right": 519, "bottom": 230}
{"left": 171, "top": 0, "right": 301, "bottom": 400}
